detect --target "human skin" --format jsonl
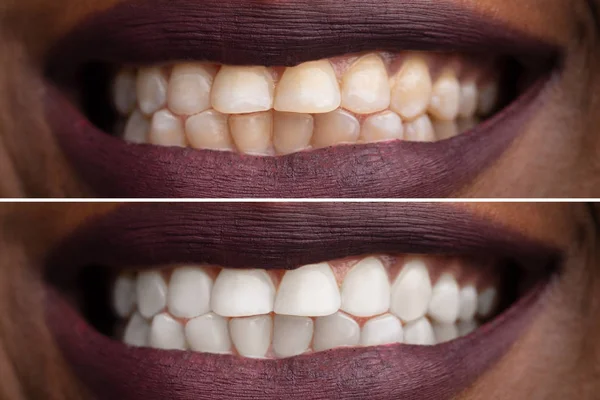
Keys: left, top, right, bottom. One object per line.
{"left": 0, "top": 0, "right": 599, "bottom": 197}
{"left": 0, "top": 202, "right": 598, "bottom": 399}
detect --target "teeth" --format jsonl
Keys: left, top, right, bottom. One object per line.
{"left": 428, "top": 70, "right": 460, "bottom": 121}
{"left": 477, "top": 82, "right": 499, "bottom": 116}
{"left": 403, "top": 317, "right": 436, "bottom": 345}
{"left": 458, "top": 285, "right": 478, "bottom": 321}
{"left": 113, "top": 68, "right": 137, "bottom": 115}
{"left": 167, "top": 63, "right": 216, "bottom": 116}
{"left": 167, "top": 266, "right": 213, "bottom": 319}
{"left": 477, "top": 287, "right": 498, "bottom": 318}
{"left": 149, "top": 313, "right": 187, "bottom": 350}
{"left": 359, "top": 313, "right": 403, "bottom": 346}
{"left": 185, "top": 312, "right": 232, "bottom": 354}
{"left": 458, "top": 81, "right": 478, "bottom": 118}
{"left": 457, "top": 118, "right": 479, "bottom": 134}
{"left": 432, "top": 119, "right": 459, "bottom": 141}
{"left": 432, "top": 323, "right": 459, "bottom": 343}
{"left": 274, "top": 263, "right": 341, "bottom": 317}
{"left": 390, "top": 259, "right": 432, "bottom": 322}
{"left": 274, "top": 60, "right": 341, "bottom": 114}
{"left": 390, "top": 55, "right": 432, "bottom": 120}
{"left": 211, "top": 269, "right": 275, "bottom": 317}
{"left": 123, "top": 109, "right": 150, "bottom": 144}
{"left": 457, "top": 319, "right": 479, "bottom": 336}
{"left": 340, "top": 257, "right": 390, "bottom": 317}
{"left": 136, "top": 67, "right": 168, "bottom": 115}
{"left": 272, "top": 315, "right": 314, "bottom": 358}
{"left": 123, "top": 312, "right": 150, "bottom": 347}
{"left": 360, "top": 111, "right": 404, "bottom": 143}
{"left": 229, "top": 111, "right": 273, "bottom": 155}
{"left": 136, "top": 271, "right": 168, "bottom": 319}
{"left": 427, "top": 273, "right": 460, "bottom": 324}
{"left": 149, "top": 109, "right": 186, "bottom": 147}
{"left": 313, "top": 311, "right": 360, "bottom": 351}
{"left": 211, "top": 66, "right": 274, "bottom": 114}
{"left": 341, "top": 54, "right": 390, "bottom": 114}
{"left": 185, "top": 110, "right": 234, "bottom": 151}
{"left": 403, "top": 114, "right": 436, "bottom": 142}
{"left": 112, "top": 273, "right": 136, "bottom": 318}
{"left": 312, "top": 109, "right": 360, "bottom": 149}
{"left": 273, "top": 112, "right": 314, "bottom": 155}
{"left": 229, "top": 315, "right": 272, "bottom": 358}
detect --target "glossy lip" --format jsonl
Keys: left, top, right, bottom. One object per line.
{"left": 44, "top": 203, "right": 560, "bottom": 399}
{"left": 44, "top": 0, "right": 559, "bottom": 198}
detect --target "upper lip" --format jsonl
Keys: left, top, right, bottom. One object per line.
{"left": 44, "top": 203, "right": 560, "bottom": 399}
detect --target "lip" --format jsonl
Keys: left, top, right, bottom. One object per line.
{"left": 44, "top": 203, "right": 560, "bottom": 399}
{"left": 44, "top": 0, "right": 559, "bottom": 198}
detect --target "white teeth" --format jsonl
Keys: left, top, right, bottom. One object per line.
{"left": 211, "top": 66, "right": 274, "bottom": 114}
{"left": 136, "top": 67, "right": 168, "bottom": 115}
{"left": 185, "top": 312, "right": 232, "bottom": 354}
{"left": 390, "top": 55, "right": 433, "bottom": 120}
{"left": 457, "top": 319, "right": 479, "bottom": 336}
{"left": 229, "top": 315, "right": 272, "bottom": 358}
{"left": 428, "top": 70, "right": 460, "bottom": 121}
{"left": 274, "top": 60, "right": 341, "bottom": 114}
{"left": 149, "top": 313, "right": 187, "bottom": 350}
{"left": 341, "top": 54, "right": 390, "bottom": 114}
{"left": 123, "top": 109, "right": 150, "bottom": 144}
{"left": 458, "top": 285, "right": 478, "bottom": 321}
{"left": 149, "top": 109, "right": 186, "bottom": 147}
{"left": 113, "top": 69, "right": 137, "bottom": 115}
{"left": 427, "top": 273, "right": 460, "bottom": 324}
{"left": 229, "top": 111, "right": 273, "bottom": 155}
{"left": 313, "top": 311, "right": 360, "bottom": 351}
{"left": 272, "top": 315, "right": 314, "bottom": 358}
{"left": 167, "top": 63, "right": 216, "bottom": 116}
{"left": 211, "top": 269, "right": 275, "bottom": 317}
{"left": 403, "top": 114, "right": 436, "bottom": 142}
{"left": 340, "top": 257, "right": 390, "bottom": 317}
{"left": 432, "top": 323, "right": 459, "bottom": 343}
{"left": 312, "top": 109, "right": 360, "bottom": 149}
{"left": 360, "top": 111, "right": 404, "bottom": 143}
{"left": 185, "top": 110, "right": 234, "bottom": 151}
{"left": 403, "top": 317, "right": 435, "bottom": 345}
{"left": 390, "top": 259, "right": 432, "bottom": 322}
{"left": 274, "top": 263, "right": 341, "bottom": 317}
{"left": 112, "top": 273, "right": 136, "bottom": 318}
{"left": 136, "top": 271, "right": 168, "bottom": 319}
{"left": 167, "top": 266, "right": 213, "bottom": 319}
{"left": 477, "top": 82, "right": 499, "bottom": 116}
{"left": 458, "top": 81, "right": 478, "bottom": 118}
{"left": 360, "top": 313, "right": 403, "bottom": 346}
{"left": 477, "top": 287, "right": 497, "bottom": 318}
{"left": 123, "top": 312, "right": 150, "bottom": 347}
{"left": 273, "top": 112, "right": 314, "bottom": 155}
{"left": 432, "top": 119, "right": 458, "bottom": 141}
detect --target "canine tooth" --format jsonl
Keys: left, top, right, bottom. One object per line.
{"left": 312, "top": 109, "right": 360, "bottom": 149}
{"left": 167, "top": 63, "right": 216, "bottom": 116}
{"left": 432, "top": 323, "right": 459, "bottom": 343}
{"left": 432, "top": 120, "right": 459, "bottom": 141}
{"left": 137, "top": 67, "right": 168, "bottom": 115}
{"left": 229, "top": 315, "right": 272, "bottom": 358}
{"left": 113, "top": 69, "right": 137, "bottom": 115}
{"left": 229, "top": 111, "right": 273, "bottom": 155}
{"left": 149, "top": 313, "right": 187, "bottom": 350}
{"left": 149, "top": 109, "right": 186, "bottom": 147}
{"left": 272, "top": 315, "right": 314, "bottom": 358}
{"left": 458, "top": 285, "right": 478, "bottom": 321}
{"left": 123, "top": 312, "right": 150, "bottom": 347}
{"left": 403, "top": 317, "right": 435, "bottom": 345}
{"left": 274, "top": 263, "right": 340, "bottom": 317}
{"left": 428, "top": 70, "right": 460, "bottom": 121}
{"left": 136, "top": 271, "right": 168, "bottom": 319}
{"left": 341, "top": 54, "right": 390, "bottom": 114}
{"left": 477, "top": 82, "right": 499, "bottom": 116}
{"left": 185, "top": 110, "right": 234, "bottom": 151}
{"left": 211, "top": 269, "right": 275, "bottom": 317}
{"left": 185, "top": 312, "right": 232, "bottom": 354}
{"left": 360, "top": 314, "right": 403, "bottom": 346}
{"left": 341, "top": 257, "right": 390, "bottom": 317}
{"left": 477, "top": 287, "right": 497, "bottom": 318}
{"left": 404, "top": 114, "right": 436, "bottom": 142}
{"left": 273, "top": 112, "right": 314, "bottom": 155}
{"left": 274, "top": 60, "right": 341, "bottom": 113}
{"left": 458, "top": 81, "right": 478, "bottom": 118}
{"left": 313, "top": 311, "right": 360, "bottom": 351}
{"left": 428, "top": 273, "right": 460, "bottom": 324}
{"left": 390, "top": 56, "right": 432, "bottom": 120}
{"left": 112, "top": 273, "right": 136, "bottom": 318}
{"left": 211, "top": 66, "right": 274, "bottom": 114}
{"left": 167, "top": 266, "right": 213, "bottom": 319}
{"left": 457, "top": 320, "right": 479, "bottom": 336}
{"left": 123, "top": 109, "right": 150, "bottom": 144}
{"left": 360, "top": 111, "right": 404, "bottom": 142}
{"left": 390, "top": 259, "right": 432, "bottom": 322}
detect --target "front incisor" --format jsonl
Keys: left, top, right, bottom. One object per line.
{"left": 211, "top": 66, "right": 274, "bottom": 114}
{"left": 229, "top": 111, "right": 273, "bottom": 155}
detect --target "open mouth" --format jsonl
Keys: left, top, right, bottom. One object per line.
{"left": 44, "top": 0, "right": 558, "bottom": 197}
{"left": 44, "top": 203, "right": 560, "bottom": 398}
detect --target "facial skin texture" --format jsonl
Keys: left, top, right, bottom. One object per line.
{"left": 0, "top": 1, "right": 599, "bottom": 197}
{"left": 0, "top": 202, "right": 599, "bottom": 399}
